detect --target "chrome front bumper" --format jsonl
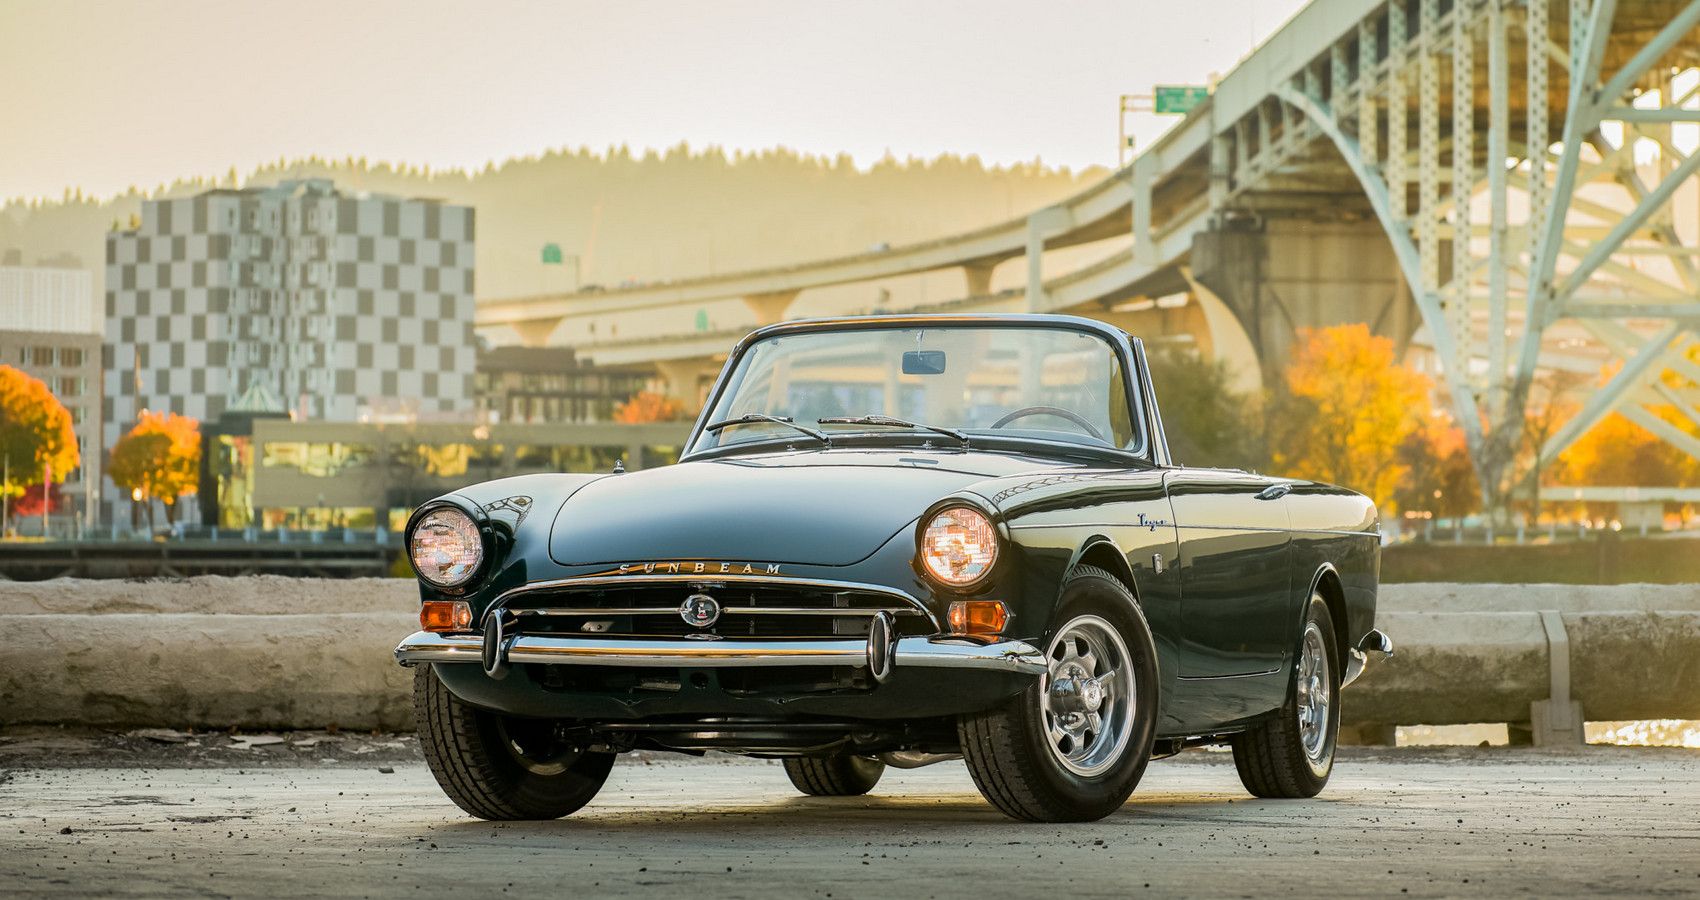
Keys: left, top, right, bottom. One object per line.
{"left": 395, "top": 630, "right": 1049, "bottom": 677}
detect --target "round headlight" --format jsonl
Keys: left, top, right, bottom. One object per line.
{"left": 920, "top": 506, "right": 999, "bottom": 587}
{"left": 409, "top": 507, "right": 484, "bottom": 588}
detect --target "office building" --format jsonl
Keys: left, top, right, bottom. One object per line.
{"left": 475, "top": 345, "right": 651, "bottom": 425}
{"left": 104, "top": 179, "right": 476, "bottom": 523}
{"left": 0, "top": 266, "right": 102, "bottom": 529}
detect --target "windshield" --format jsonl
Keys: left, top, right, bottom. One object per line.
{"left": 690, "top": 325, "right": 1140, "bottom": 455}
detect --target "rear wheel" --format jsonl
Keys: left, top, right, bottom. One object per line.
{"left": 413, "top": 665, "right": 615, "bottom": 820}
{"left": 783, "top": 754, "right": 885, "bottom": 796}
{"left": 958, "top": 565, "right": 1159, "bottom": 822}
{"left": 1231, "top": 594, "right": 1339, "bottom": 798}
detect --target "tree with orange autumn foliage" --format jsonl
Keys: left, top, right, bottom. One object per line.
{"left": 0, "top": 365, "right": 80, "bottom": 504}
{"left": 108, "top": 411, "right": 201, "bottom": 527}
{"left": 1551, "top": 412, "right": 1698, "bottom": 489}
{"left": 613, "top": 391, "right": 687, "bottom": 424}
{"left": 1269, "top": 325, "right": 1432, "bottom": 512}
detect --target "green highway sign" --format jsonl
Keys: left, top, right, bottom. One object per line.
{"left": 1154, "top": 85, "right": 1210, "bottom": 115}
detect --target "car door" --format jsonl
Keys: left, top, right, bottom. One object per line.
{"left": 1163, "top": 468, "right": 1293, "bottom": 723}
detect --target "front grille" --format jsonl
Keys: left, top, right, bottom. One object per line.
{"left": 504, "top": 581, "right": 933, "bottom": 640}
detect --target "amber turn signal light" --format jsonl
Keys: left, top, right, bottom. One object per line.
{"left": 948, "top": 600, "right": 1010, "bottom": 636}
{"left": 420, "top": 600, "right": 474, "bottom": 633}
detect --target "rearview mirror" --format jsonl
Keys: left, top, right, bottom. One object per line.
{"left": 902, "top": 349, "right": 947, "bottom": 375}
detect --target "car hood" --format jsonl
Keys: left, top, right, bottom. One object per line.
{"left": 548, "top": 449, "right": 1058, "bottom": 567}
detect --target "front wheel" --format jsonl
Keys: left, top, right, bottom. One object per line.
{"left": 1230, "top": 594, "right": 1340, "bottom": 798}
{"left": 958, "top": 565, "right": 1159, "bottom": 822}
{"left": 413, "top": 665, "right": 615, "bottom": 820}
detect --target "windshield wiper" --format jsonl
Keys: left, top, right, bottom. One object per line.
{"left": 703, "top": 414, "right": 832, "bottom": 447}
{"left": 817, "top": 415, "right": 970, "bottom": 448}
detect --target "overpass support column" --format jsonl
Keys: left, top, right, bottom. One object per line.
{"left": 653, "top": 359, "right": 714, "bottom": 413}
{"left": 742, "top": 290, "right": 799, "bottom": 326}
{"left": 1131, "top": 156, "right": 1155, "bottom": 267}
{"left": 1025, "top": 218, "right": 1045, "bottom": 312}
{"left": 1209, "top": 134, "right": 1231, "bottom": 208}
{"left": 1025, "top": 206, "right": 1073, "bottom": 312}
{"left": 1191, "top": 220, "right": 1413, "bottom": 384}
{"left": 962, "top": 261, "right": 998, "bottom": 298}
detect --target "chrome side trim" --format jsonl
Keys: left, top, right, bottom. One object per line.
{"left": 1176, "top": 666, "right": 1283, "bottom": 681}
{"left": 394, "top": 631, "right": 1047, "bottom": 676}
{"left": 1009, "top": 522, "right": 1378, "bottom": 538}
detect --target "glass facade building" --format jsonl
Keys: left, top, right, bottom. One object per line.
{"left": 205, "top": 419, "right": 690, "bottom": 531}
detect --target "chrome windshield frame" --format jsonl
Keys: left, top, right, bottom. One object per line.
{"left": 680, "top": 315, "right": 1163, "bottom": 465}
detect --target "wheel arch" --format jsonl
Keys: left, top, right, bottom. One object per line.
{"left": 1066, "top": 536, "right": 1142, "bottom": 607}
{"left": 1306, "top": 563, "right": 1349, "bottom": 668}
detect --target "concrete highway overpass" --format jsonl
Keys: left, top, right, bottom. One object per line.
{"left": 478, "top": 0, "right": 1700, "bottom": 504}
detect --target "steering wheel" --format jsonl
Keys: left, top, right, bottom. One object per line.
{"left": 989, "top": 406, "right": 1106, "bottom": 441}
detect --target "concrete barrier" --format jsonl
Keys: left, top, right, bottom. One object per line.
{"left": 2, "top": 577, "right": 419, "bottom": 731}
{"left": 1349, "top": 584, "right": 1700, "bottom": 741}
{"left": 3, "top": 578, "right": 1697, "bottom": 734}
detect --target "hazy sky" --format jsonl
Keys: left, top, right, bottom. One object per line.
{"left": 1, "top": 0, "right": 1306, "bottom": 203}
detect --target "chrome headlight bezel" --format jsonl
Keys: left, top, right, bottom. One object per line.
{"left": 916, "top": 502, "right": 1002, "bottom": 591}
{"left": 406, "top": 502, "right": 488, "bottom": 592}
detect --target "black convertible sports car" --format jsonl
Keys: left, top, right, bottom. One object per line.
{"left": 395, "top": 314, "right": 1391, "bottom": 822}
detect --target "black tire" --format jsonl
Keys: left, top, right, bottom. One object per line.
{"left": 1231, "top": 594, "right": 1340, "bottom": 798}
{"left": 957, "top": 565, "right": 1159, "bottom": 822}
{"left": 782, "top": 754, "right": 885, "bottom": 796}
{"left": 413, "top": 665, "right": 615, "bottom": 820}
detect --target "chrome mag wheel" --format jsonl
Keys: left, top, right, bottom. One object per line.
{"left": 1296, "top": 621, "right": 1331, "bottom": 768}
{"left": 1040, "top": 614, "right": 1135, "bottom": 777}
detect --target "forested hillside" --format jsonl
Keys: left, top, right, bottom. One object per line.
{"left": 0, "top": 146, "right": 1101, "bottom": 301}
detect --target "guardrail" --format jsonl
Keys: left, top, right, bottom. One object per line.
{"left": 0, "top": 537, "right": 395, "bottom": 580}
{"left": 3, "top": 579, "right": 1695, "bottom": 741}
{"left": 1384, "top": 533, "right": 1700, "bottom": 585}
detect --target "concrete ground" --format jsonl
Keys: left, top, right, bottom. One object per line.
{"left": 1, "top": 735, "right": 1696, "bottom": 898}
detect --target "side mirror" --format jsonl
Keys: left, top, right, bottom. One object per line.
{"left": 902, "top": 349, "right": 947, "bottom": 376}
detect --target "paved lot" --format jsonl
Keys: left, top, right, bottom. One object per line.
{"left": 1, "top": 741, "right": 1696, "bottom": 898}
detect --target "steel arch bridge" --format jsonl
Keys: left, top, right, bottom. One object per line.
{"left": 478, "top": 0, "right": 1700, "bottom": 511}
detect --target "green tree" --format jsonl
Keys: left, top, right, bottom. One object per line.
{"left": 1145, "top": 347, "right": 1265, "bottom": 470}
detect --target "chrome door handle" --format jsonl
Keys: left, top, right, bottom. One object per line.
{"left": 1255, "top": 483, "right": 1292, "bottom": 501}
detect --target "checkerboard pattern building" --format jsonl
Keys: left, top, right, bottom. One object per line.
{"left": 104, "top": 179, "right": 476, "bottom": 520}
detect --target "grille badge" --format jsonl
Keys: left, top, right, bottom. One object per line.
{"left": 680, "top": 593, "right": 721, "bottom": 628}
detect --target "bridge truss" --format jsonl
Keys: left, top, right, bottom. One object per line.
{"left": 474, "top": 0, "right": 1700, "bottom": 515}
{"left": 1238, "top": 0, "right": 1700, "bottom": 509}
